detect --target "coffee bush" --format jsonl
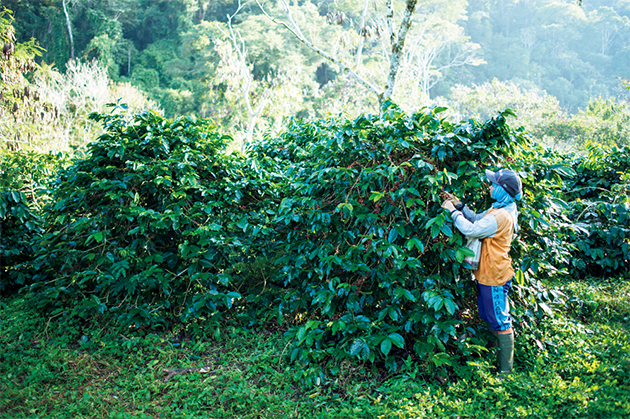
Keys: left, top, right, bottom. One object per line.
{"left": 20, "top": 103, "right": 628, "bottom": 381}
{"left": 247, "top": 103, "right": 556, "bottom": 379}
{"left": 28, "top": 110, "right": 278, "bottom": 328}
{"left": 0, "top": 151, "right": 68, "bottom": 291}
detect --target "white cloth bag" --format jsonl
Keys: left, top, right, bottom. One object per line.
{"left": 464, "top": 236, "right": 482, "bottom": 270}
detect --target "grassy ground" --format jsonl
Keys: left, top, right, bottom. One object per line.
{"left": 1, "top": 277, "right": 628, "bottom": 419}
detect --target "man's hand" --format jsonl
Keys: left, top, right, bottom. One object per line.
{"left": 442, "top": 192, "right": 461, "bottom": 206}
{"left": 441, "top": 200, "right": 456, "bottom": 212}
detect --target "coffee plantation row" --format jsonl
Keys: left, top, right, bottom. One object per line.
{"left": 1, "top": 102, "right": 628, "bottom": 381}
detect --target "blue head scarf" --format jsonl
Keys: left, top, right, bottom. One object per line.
{"left": 491, "top": 184, "right": 522, "bottom": 208}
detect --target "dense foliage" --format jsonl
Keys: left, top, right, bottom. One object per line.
{"left": 0, "top": 104, "right": 613, "bottom": 377}
{"left": 0, "top": 4, "right": 628, "bottom": 413}
{"left": 0, "top": 150, "right": 68, "bottom": 291}
{"left": 26, "top": 109, "right": 276, "bottom": 329}
{"left": 1, "top": 275, "right": 629, "bottom": 418}
{"left": 457, "top": 0, "right": 630, "bottom": 112}
{"left": 509, "top": 139, "right": 630, "bottom": 279}
{"left": 0, "top": 9, "right": 156, "bottom": 153}
{"left": 4, "top": 0, "right": 630, "bottom": 141}
{"left": 0, "top": 9, "right": 52, "bottom": 151}
{"left": 1, "top": 102, "right": 627, "bottom": 382}
{"left": 248, "top": 104, "right": 535, "bottom": 378}
{"left": 563, "top": 143, "right": 630, "bottom": 276}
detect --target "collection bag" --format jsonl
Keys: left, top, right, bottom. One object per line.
{"left": 463, "top": 236, "right": 482, "bottom": 270}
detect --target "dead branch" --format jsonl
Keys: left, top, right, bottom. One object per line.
{"left": 355, "top": 0, "right": 371, "bottom": 68}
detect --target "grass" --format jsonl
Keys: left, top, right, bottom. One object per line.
{"left": 1, "top": 277, "right": 629, "bottom": 419}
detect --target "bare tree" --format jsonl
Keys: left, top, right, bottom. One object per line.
{"left": 62, "top": 0, "right": 75, "bottom": 59}
{"left": 217, "top": 1, "right": 275, "bottom": 151}
{"left": 257, "top": 0, "right": 418, "bottom": 104}
{"left": 520, "top": 27, "right": 536, "bottom": 54}
{"left": 402, "top": 22, "right": 483, "bottom": 101}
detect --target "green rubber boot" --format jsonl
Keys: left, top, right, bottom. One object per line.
{"left": 497, "top": 332, "right": 514, "bottom": 375}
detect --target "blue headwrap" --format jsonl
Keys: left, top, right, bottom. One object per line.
{"left": 492, "top": 184, "right": 522, "bottom": 208}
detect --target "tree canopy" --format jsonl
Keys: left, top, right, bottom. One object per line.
{"left": 3, "top": 0, "right": 629, "bottom": 149}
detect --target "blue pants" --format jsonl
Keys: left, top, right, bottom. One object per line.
{"left": 477, "top": 279, "right": 512, "bottom": 332}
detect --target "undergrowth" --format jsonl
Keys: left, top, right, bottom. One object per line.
{"left": 1, "top": 277, "right": 628, "bottom": 419}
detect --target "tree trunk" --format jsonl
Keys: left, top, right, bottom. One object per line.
{"left": 241, "top": 76, "right": 269, "bottom": 152}
{"left": 381, "top": 0, "right": 418, "bottom": 102}
{"left": 62, "top": 0, "right": 75, "bottom": 59}
{"left": 244, "top": 113, "right": 257, "bottom": 151}
{"left": 355, "top": 0, "right": 370, "bottom": 68}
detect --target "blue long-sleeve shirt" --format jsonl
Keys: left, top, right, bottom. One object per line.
{"left": 451, "top": 203, "right": 519, "bottom": 239}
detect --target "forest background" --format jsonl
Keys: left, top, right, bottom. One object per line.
{"left": 3, "top": 0, "right": 630, "bottom": 153}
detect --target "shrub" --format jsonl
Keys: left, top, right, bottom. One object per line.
{"left": 247, "top": 103, "right": 556, "bottom": 380}
{"left": 0, "top": 150, "right": 68, "bottom": 291}
{"left": 563, "top": 143, "right": 630, "bottom": 277}
{"left": 511, "top": 140, "right": 630, "bottom": 279}
{"left": 28, "top": 110, "right": 277, "bottom": 328}
{"left": 23, "top": 102, "right": 629, "bottom": 382}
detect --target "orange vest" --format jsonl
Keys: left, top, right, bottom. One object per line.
{"left": 474, "top": 208, "right": 514, "bottom": 286}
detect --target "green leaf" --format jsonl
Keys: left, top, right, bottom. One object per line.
{"left": 350, "top": 339, "right": 364, "bottom": 356}
{"left": 539, "top": 302, "right": 553, "bottom": 316}
{"left": 332, "top": 320, "right": 346, "bottom": 334}
{"left": 388, "top": 228, "right": 398, "bottom": 243}
{"left": 236, "top": 216, "right": 248, "bottom": 231}
{"left": 455, "top": 247, "right": 473, "bottom": 263}
{"left": 296, "top": 327, "right": 306, "bottom": 342}
{"left": 425, "top": 217, "right": 438, "bottom": 229}
{"left": 388, "top": 307, "right": 399, "bottom": 321}
{"left": 380, "top": 338, "right": 392, "bottom": 356}
{"left": 444, "top": 299, "right": 457, "bottom": 315}
{"left": 306, "top": 320, "right": 320, "bottom": 330}
{"left": 431, "top": 223, "right": 441, "bottom": 239}
{"left": 432, "top": 298, "right": 444, "bottom": 311}
{"left": 403, "top": 289, "right": 415, "bottom": 302}
{"left": 295, "top": 255, "right": 305, "bottom": 268}
{"left": 370, "top": 191, "right": 385, "bottom": 202}
{"left": 388, "top": 333, "right": 405, "bottom": 349}
{"left": 516, "top": 269, "right": 525, "bottom": 286}
{"left": 217, "top": 273, "right": 230, "bottom": 286}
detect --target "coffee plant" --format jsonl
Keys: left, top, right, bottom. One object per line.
{"left": 27, "top": 110, "right": 278, "bottom": 328}
{"left": 0, "top": 151, "right": 68, "bottom": 291}
{"left": 245, "top": 102, "right": 564, "bottom": 381}
{"left": 512, "top": 140, "right": 630, "bottom": 279}
{"left": 563, "top": 142, "right": 630, "bottom": 277}
{"left": 14, "top": 102, "right": 628, "bottom": 383}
